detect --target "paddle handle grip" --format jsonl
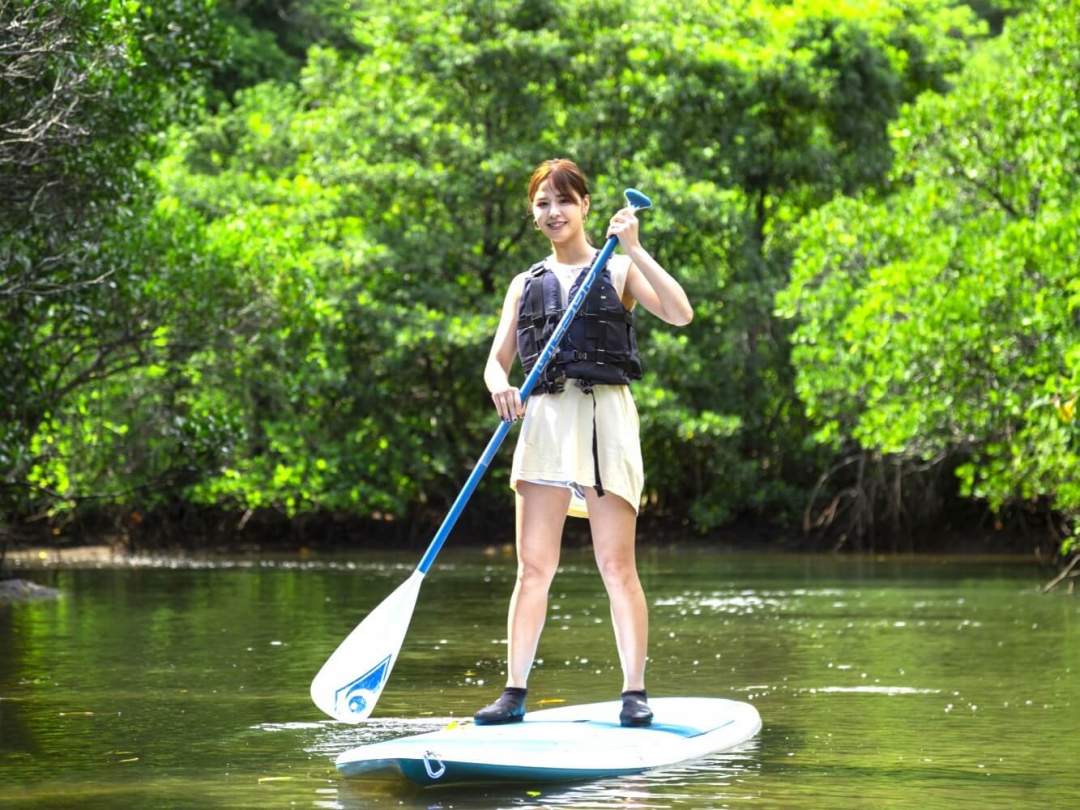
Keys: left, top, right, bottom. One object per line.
{"left": 417, "top": 190, "right": 650, "bottom": 575}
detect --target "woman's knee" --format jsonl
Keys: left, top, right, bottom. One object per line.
{"left": 516, "top": 551, "right": 558, "bottom": 591}
{"left": 595, "top": 552, "right": 641, "bottom": 592}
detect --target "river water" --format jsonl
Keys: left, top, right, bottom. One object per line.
{"left": 0, "top": 547, "right": 1076, "bottom": 808}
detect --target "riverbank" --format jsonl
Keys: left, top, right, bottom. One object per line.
{"left": 1, "top": 499, "right": 1054, "bottom": 558}
{"left": 4, "top": 544, "right": 131, "bottom": 566}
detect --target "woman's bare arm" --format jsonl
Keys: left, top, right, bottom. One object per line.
{"left": 485, "top": 273, "right": 527, "bottom": 421}
{"left": 608, "top": 207, "right": 693, "bottom": 327}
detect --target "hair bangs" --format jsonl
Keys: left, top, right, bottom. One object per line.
{"left": 528, "top": 159, "right": 590, "bottom": 206}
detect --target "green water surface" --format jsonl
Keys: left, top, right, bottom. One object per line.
{"left": 1, "top": 548, "right": 1076, "bottom": 808}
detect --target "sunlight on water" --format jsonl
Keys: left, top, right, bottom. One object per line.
{"left": 654, "top": 591, "right": 783, "bottom": 614}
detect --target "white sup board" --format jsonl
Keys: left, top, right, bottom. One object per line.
{"left": 336, "top": 697, "right": 761, "bottom": 786}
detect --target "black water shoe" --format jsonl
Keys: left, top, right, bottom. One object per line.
{"left": 474, "top": 687, "right": 527, "bottom": 725}
{"left": 620, "top": 689, "right": 653, "bottom": 727}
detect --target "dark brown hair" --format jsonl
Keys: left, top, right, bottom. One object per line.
{"left": 527, "top": 158, "right": 590, "bottom": 207}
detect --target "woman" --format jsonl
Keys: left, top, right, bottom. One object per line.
{"left": 477, "top": 159, "right": 693, "bottom": 727}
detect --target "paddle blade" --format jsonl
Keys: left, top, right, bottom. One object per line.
{"left": 310, "top": 569, "right": 424, "bottom": 723}
{"left": 624, "top": 188, "right": 652, "bottom": 210}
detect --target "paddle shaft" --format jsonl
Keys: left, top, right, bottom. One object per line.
{"left": 416, "top": 233, "right": 622, "bottom": 575}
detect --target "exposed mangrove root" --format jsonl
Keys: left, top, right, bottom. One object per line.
{"left": 1043, "top": 553, "right": 1080, "bottom": 594}
{"left": 803, "top": 448, "right": 948, "bottom": 552}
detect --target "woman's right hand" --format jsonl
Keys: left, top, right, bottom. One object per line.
{"left": 491, "top": 386, "right": 524, "bottom": 422}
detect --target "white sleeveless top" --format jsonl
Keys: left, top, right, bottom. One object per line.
{"left": 546, "top": 253, "right": 634, "bottom": 308}
{"left": 510, "top": 254, "right": 644, "bottom": 518}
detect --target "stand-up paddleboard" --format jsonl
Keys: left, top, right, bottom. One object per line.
{"left": 336, "top": 697, "right": 761, "bottom": 786}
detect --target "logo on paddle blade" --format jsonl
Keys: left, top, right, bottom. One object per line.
{"left": 335, "top": 654, "right": 393, "bottom": 720}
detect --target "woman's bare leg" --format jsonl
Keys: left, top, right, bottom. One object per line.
{"left": 584, "top": 489, "right": 647, "bottom": 691}
{"left": 505, "top": 481, "right": 571, "bottom": 687}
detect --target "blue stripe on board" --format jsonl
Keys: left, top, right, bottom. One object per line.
{"left": 566, "top": 717, "right": 736, "bottom": 738}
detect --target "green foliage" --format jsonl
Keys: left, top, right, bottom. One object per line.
{"left": 210, "top": 1, "right": 370, "bottom": 101}
{"left": 0, "top": 0, "right": 225, "bottom": 527}
{"left": 140, "top": 0, "right": 980, "bottom": 531}
{"left": 779, "top": 0, "right": 1080, "bottom": 547}
{"left": 6, "top": 0, "right": 1022, "bottom": 544}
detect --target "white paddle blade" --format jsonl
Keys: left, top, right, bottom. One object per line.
{"left": 310, "top": 569, "right": 425, "bottom": 723}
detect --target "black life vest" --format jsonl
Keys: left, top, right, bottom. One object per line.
{"left": 516, "top": 257, "right": 643, "bottom": 396}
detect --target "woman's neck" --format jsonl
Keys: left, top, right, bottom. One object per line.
{"left": 549, "top": 232, "right": 593, "bottom": 266}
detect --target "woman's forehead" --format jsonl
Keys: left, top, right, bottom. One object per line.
{"left": 534, "top": 178, "right": 582, "bottom": 200}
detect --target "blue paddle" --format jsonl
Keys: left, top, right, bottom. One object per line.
{"left": 311, "top": 188, "right": 653, "bottom": 722}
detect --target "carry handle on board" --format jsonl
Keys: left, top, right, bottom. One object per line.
{"left": 310, "top": 188, "right": 653, "bottom": 723}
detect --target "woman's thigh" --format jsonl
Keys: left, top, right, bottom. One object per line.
{"left": 583, "top": 489, "right": 638, "bottom": 582}
{"left": 515, "top": 481, "right": 572, "bottom": 580}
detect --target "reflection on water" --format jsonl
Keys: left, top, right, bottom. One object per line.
{"left": 1, "top": 549, "right": 1078, "bottom": 808}
{"left": 330, "top": 744, "right": 763, "bottom": 810}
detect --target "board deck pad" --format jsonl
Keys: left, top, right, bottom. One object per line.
{"left": 336, "top": 697, "right": 761, "bottom": 786}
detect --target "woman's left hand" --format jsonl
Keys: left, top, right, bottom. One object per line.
{"left": 607, "top": 207, "right": 641, "bottom": 251}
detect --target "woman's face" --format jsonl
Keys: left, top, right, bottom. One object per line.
{"left": 531, "top": 179, "right": 589, "bottom": 243}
